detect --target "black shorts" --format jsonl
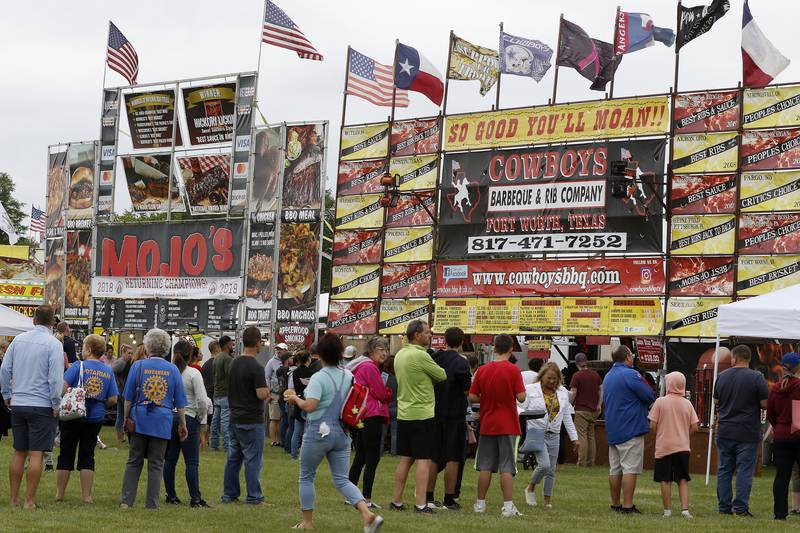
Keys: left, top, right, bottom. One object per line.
{"left": 396, "top": 418, "right": 436, "bottom": 460}
{"left": 57, "top": 420, "right": 103, "bottom": 471}
{"left": 11, "top": 406, "right": 57, "bottom": 452}
{"left": 434, "top": 417, "right": 467, "bottom": 464}
{"left": 653, "top": 452, "right": 691, "bottom": 483}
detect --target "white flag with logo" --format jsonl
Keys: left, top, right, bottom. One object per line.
{"left": 0, "top": 202, "right": 19, "bottom": 244}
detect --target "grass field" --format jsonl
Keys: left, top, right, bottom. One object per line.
{"left": 0, "top": 427, "right": 797, "bottom": 532}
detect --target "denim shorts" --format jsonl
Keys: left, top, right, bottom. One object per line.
{"left": 11, "top": 406, "right": 57, "bottom": 452}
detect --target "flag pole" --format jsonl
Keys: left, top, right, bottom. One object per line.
{"left": 609, "top": 6, "right": 620, "bottom": 99}
{"left": 102, "top": 21, "right": 110, "bottom": 90}
{"left": 551, "top": 14, "right": 564, "bottom": 104}
{"left": 254, "top": 0, "right": 268, "bottom": 124}
{"left": 442, "top": 31, "right": 454, "bottom": 115}
{"left": 390, "top": 39, "right": 399, "bottom": 123}
{"left": 495, "top": 23, "right": 503, "bottom": 110}
{"left": 340, "top": 46, "right": 351, "bottom": 128}
{"left": 673, "top": 0, "right": 682, "bottom": 93}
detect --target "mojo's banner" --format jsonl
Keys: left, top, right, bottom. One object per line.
{"left": 330, "top": 264, "right": 380, "bottom": 300}
{"left": 93, "top": 220, "right": 243, "bottom": 299}
{"left": 673, "top": 91, "right": 739, "bottom": 133}
{"left": 436, "top": 257, "right": 664, "bottom": 298}
{"left": 738, "top": 213, "right": 800, "bottom": 254}
{"left": 665, "top": 297, "right": 730, "bottom": 337}
{"left": 737, "top": 255, "right": 800, "bottom": 296}
{"left": 670, "top": 214, "right": 735, "bottom": 255}
{"left": 382, "top": 263, "right": 432, "bottom": 299}
{"left": 438, "top": 139, "right": 665, "bottom": 257}
{"left": 741, "top": 129, "right": 800, "bottom": 171}
{"left": 672, "top": 132, "right": 739, "bottom": 174}
{"left": 181, "top": 83, "right": 236, "bottom": 145}
{"left": 378, "top": 298, "right": 430, "bottom": 334}
{"left": 391, "top": 118, "right": 441, "bottom": 155}
{"left": 389, "top": 154, "right": 438, "bottom": 191}
{"left": 444, "top": 95, "right": 668, "bottom": 151}
{"left": 384, "top": 226, "right": 434, "bottom": 263}
{"left": 327, "top": 300, "right": 378, "bottom": 335}
{"left": 66, "top": 143, "right": 97, "bottom": 229}
{"left": 340, "top": 123, "right": 389, "bottom": 161}
{"left": 335, "top": 194, "right": 384, "bottom": 230}
{"left": 276, "top": 222, "right": 320, "bottom": 323}
{"left": 669, "top": 256, "right": 735, "bottom": 296}
{"left": 332, "top": 229, "right": 383, "bottom": 265}
{"left": 337, "top": 160, "right": 386, "bottom": 196}
{"left": 743, "top": 85, "right": 800, "bottom": 129}
{"left": 671, "top": 174, "right": 736, "bottom": 214}
{"left": 386, "top": 192, "right": 435, "bottom": 227}
{"left": 124, "top": 90, "right": 183, "bottom": 149}
{"left": 740, "top": 170, "right": 800, "bottom": 212}
{"left": 245, "top": 222, "right": 274, "bottom": 324}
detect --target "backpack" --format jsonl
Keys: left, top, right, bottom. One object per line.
{"left": 326, "top": 369, "right": 369, "bottom": 429}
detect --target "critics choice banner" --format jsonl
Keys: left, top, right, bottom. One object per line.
{"left": 124, "top": 90, "right": 183, "bottom": 149}
{"left": 671, "top": 174, "right": 736, "bottom": 214}
{"left": 673, "top": 91, "right": 740, "bottom": 133}
{"left": 669, "top": 257, "right": 735, "bottom": 296}
{"left": 740, "top": 170, "right": 800, "bottom": 212}
{"left": 438, "top": 139, "right": 665, "bottom": 257}
{"left": 743, "top": 85, "right": 800, "bottom": 129}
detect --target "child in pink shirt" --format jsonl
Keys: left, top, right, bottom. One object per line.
{"left": 648, "top": 372, "right": 699, "bottom": 519}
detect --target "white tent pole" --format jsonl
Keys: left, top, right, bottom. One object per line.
{"left": 705, "top": 333, "right": 721, "bottom": 485}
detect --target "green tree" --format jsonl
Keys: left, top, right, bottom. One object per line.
{"left": 0, "top": 172, "right": 36, "bottom": 246}
{"left": 320, "top": 189, "right": 334, "bottom": 293}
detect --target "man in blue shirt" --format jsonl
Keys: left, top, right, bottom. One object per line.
{"left": 0, "top": 305, "right": 64, "bottom": 509}
{"left": 602, "top": 345, "right": 654, "bottom": 515}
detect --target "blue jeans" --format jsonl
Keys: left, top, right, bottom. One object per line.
{"left": 531, "top": 431, "right": 561, "bottom": 497}
{"left": 210, "top": 397, "right": 230, "bottom": 452}
{"left": 280, "top": 405, "right": 293, "bottom": 454}
{"left": 115, "top": 399, "right": 125, "bottom": 433}
{"left": 299, "top": 422, "right": 364, "bottom": 511}
{"left": 163, "top": 415, "right": 201, "bottom": 500}
{"left": 291, "top": 418, "right": 305, "bottom": 459}
{"left": 222, "top": 423, "right": 265, "bottom": 504}
{"left": 716, "top": 437, "right": 759, "bottom": 513}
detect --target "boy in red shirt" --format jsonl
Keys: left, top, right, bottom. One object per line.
{"left": 648, "top": 372, "right": 699, "bottom": 518}
{"left": 468, "top": 335, "right": 526, "bottom": 517}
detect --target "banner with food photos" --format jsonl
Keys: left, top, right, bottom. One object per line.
{"left": 386, "top": 192, "right": 435, "bottom": 227}
{"left": 122, "top": 155, "right": 186, "bottom": 213}
{"left": 46, "top": 149, "right": 67, "bottom": 239}
{"left": 672, "top": 132, "right": 739, "bottom": 174}
{"left": 743, "top": 85, "right": 800, "bottom": 129}
{"left": 332, "top": 229, "right": 383, "bottom": 265}
{"left": 741, "top": 129, "right": 800, "bottom": 171}
{"left": 65, "top": 143, "right": 97, "bottom": 229}
{"left": 45, "top": 238, "right": 64, "bottom": 316}
{"left": 327, "top": 300, "right": 378, "bottom": 335}
{"left": 383, "top": 226, "right": 434, "bottom": 263}
{"left": 245, "top": 222, "right": 274, "bottom": 323}
{"left": 124, "top": 90, "right": 183, "bottom": 149}
{"left": 64, "top": 231, "right": 91, "bottom": 324}
{"left": 737, "top": 255, "right": 800, "bottom": 296}
{"left": 670, "top": 174, "right": 736, "bottom": 214}
{"left": 181, "top": 82, "right": 236, "bottom": 145}
{"left": 670, "top": 214, "right": 736, "bottom": 255}
{"left": 0, "top": 246, "right": 44, "bottom": 302}
{"left": 282, "top": 123, "right": 325, "bottom": 217}
{"left": 97, "top": 89, "right": 121, "bottom": 216}
{"left": 337, "top": 160, "right": 386, "bottom": 196}
{"left": 665, "top": 297, "right": 730, "bottom": 337}
{"left": 229, "top": 73, "right": 257, "bottom": 213}
{"left": 340, "top": 123, "right": 389, "bottom": 161}
{"left": 669, "top": 256, "right": 735, "bottom": 296}
{"left": 330, "top": 264, "right": 380, "bottom": 300}
{"left": 335, "top": 194, "right": 384, "bottom": 230}
{"left": 378, "top": 298, "right": 431, "bottom": 334}
{"left": 740, "top": 170, "right": 800, "bottom": 212}
{"left": 389, "top": 154, "right": 438, "bottom": 191}
{"left": 673, "top": 91, "right": 740, "bottom": 133}
{"left": 177, "top": 155, "right": 230, "bottom": 215}
{"left": 390, "top": 118, "right": 441, "bottom": 155}
{"left": 738, "top": 213, "right": 800, "bottom": 254}
{"left": 251, "top": 125, "right": 283, "bottom": 221}
{"left": 381, "top": 263, "right": 432, "bottom": 299}
{"left": 276, "top": 222, "right": 320, "bottom": 323}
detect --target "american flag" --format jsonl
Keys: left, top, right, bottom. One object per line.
{"left": 106, "top": 21, "right": 139, "bottom": 85}
{"left": 30, "top": 205, "right": 46, "bottom": 232}
{"left": 347, "top": 49, "right": 409, "bottom": 108}
{"left": 262, "top": 0, "right": 323, "bottom": 61}
{"left": 178, "top": 155, "right": 230, "bottom": 174}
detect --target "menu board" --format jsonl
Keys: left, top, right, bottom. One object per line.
{"left": 475, "top": 298, "right": 518, "bottom": 334}
{"left": 206, "top": 299, "right": 239, "bottom": 330}
{"left": 433, "top": 298, "right": 476, "bottom": 333}
{"left": 519, "top": 299, "right": 563, "bottom": 334}
{"left": 157, "top": 300, "right": 202, "bottom": 330}
{"left": 607, "top": 298, "right": 663, "bottom": 335}
{"left": 124, "top": 90, "right": 183, "bottom": 149}
{"left": 93, "top": 298, "right": 237, "bottom": 331}
{"left": 561, "top": 298, "right": 609, "bottom": 335}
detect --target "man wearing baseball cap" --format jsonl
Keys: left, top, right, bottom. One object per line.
{"left": 264, "top": 343, "right": 289, "bottom": 447}
{"left": 767, "top": 352, "right": 800, "bottom": 520}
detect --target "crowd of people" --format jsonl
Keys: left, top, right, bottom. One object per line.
{"left": 0, "top": 306, "right": 799, "bottom": 525}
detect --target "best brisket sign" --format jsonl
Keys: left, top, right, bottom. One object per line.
{"left": 93, "top": 221, "right": 244, "bottom": 299}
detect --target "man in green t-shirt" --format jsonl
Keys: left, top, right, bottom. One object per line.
{"left": 211, "top": 335, "right": 234, "bottom": 453}
{"left": 390, "top": 320, "right": 446, "bottom": 514}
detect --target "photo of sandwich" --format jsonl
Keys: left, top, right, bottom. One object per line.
{"left": 68, "top": 167, "right": 93, "bottom": 210}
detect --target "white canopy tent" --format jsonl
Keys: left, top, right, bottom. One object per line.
{"left": 705, "top": 283, "right": 800, "bottom": 482}
{"left": 0, "top": 304, "right": 34, "bottom": 336}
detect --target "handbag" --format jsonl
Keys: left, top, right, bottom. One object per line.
{"left": 59, "top": 362, "right": 86, "bottom": 421}
{"left": 520, "top": 425, "right": 546, "bottom": 453}
{"left": 792, "top": 399, "right": 800, "bottom": 436}
{"left": 124, "top": 362, "right": 144, "bottom": 435}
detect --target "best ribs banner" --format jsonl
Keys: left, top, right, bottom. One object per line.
{"left": 665, "top": 297, "right": 731, "bottom": 337}
{"left": 438, "top": 139, "right": 665, "bottom": 257}
{"left": 332, "top": 229, "right": 383, "bottom": 265}
{"left": 337, "top": 160, "right": 386, "bottom": 196}
{"left": 672, "top": 132, "right": 739, "bottom": 174}
{"left": 92, "top": 220, "right": 244, "bottom": 299}
{"left": 673, "top": 91, "right": 740, "bottom": 133}
{"left": 390, "top": 118, "right": 441, "bottom": 155}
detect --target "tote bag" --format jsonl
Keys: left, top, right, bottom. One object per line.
{"left": 59, "top": 362, "right": 86, "bottom": 421}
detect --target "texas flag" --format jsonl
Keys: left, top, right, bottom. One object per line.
{"left": 394, "top": 42, "right": 444, "bottom": 106}
{"left": 742, "top": 0, "right": 789, "bottom": 87}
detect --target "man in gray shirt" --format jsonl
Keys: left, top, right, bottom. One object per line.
{"left": 211, "top": 336, "right": 234, "bottom": 453}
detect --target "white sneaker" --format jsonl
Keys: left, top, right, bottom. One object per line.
{"left": 681, "top": 510, "right": 693, "bottom": 519}
{"left": 501, "top": 505, "right": 523, "bottom": 518}
{"left": 364, "top": 515, "right": 384, "bottom": 533}
{"left": 473, "top": 501, "right": 486, "bottom": 513}
{"left": 524, "top": 486, "right": 537, "bottom": 507}
{"left": 663, "top": 510, "right": 672, "bottom": 518}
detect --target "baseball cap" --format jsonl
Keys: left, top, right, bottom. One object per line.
{"left": 343, "top": 346, "right": 357, "bottom": 359}
{"left": 575, "top": 353, "right": 588, "bottom": 365}
{"left": 781, "top": 352, "right": 800, "bottom": 371}
{"left": 276, "top": 342, "right": 289, "bottom": 351}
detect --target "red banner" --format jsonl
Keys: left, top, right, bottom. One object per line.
{"left": 382, "top": 263, "right": 432, "bottom": 299}
{"left": 671, "top": 174, "right": 737, "bottom": 214}
{"left": 337, "top": 160, "right": 386, "bottom": 196}
{"left": 738, "top": 213, "right": 800, "bottom": 254}
{"left": 673, "top": 91, "right": 740, "bottom": 133}
{"left": 390, "top": 118, "right": 440, "bottom": 156}
{"left": 436, "top": 258, "right": 664, "bottom": 298}
{"left": 332, "top": 230, "right": 383, "bottom": 265}
{"left": 635, "top": 337, "right": 663, "bottom": 365}
{"left": 742, "top": 129, "right": 800, "bottom": 171}
{"left": 386, "top": 192, "right": 435, "bottom": 227}
{"left": 669, "top": 257, "right": 735, "bottom": 296}
{"left": 327, "top": 300, "right": 378, "bottom": 335}
{"left": 275, "top": 323, "right": 314, "bottom": 349}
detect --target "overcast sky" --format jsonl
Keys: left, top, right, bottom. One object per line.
{"left": 1, "top": 0, "right": 795, "bottom": 228}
